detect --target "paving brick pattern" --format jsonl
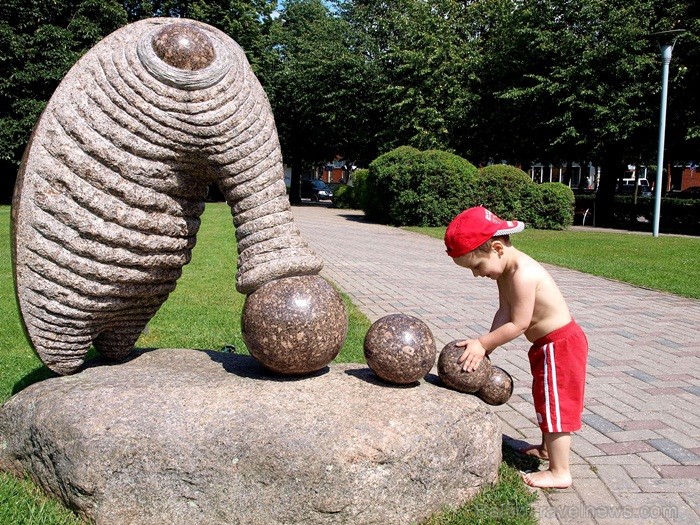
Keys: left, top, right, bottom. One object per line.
{"left": 293, "top": 205, "right": 700, "bottom": 525}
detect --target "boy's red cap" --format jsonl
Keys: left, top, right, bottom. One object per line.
{"left": 444, "top": 206, "right": 524, "bottom": 258}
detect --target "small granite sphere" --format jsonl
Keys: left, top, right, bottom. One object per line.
{"left": 477, "top": 366, "right": 514, "bottom": 406}
{"left": 242, "top": 275, "right": 348, "bottom": 375}
{"left": 364, "top": 314, "right": 436, "bottom": 384}
{"left": 152, "top": 24, "right": 216, "bottom": 70}
{"left": 437, "top": 340, "right": 493, "bottom": 393}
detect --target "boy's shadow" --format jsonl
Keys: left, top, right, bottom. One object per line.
{"left": 502, "top": 435, "right": 542, "bottom": 472}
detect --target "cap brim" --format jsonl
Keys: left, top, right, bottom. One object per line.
{"left": 493, "top": 221, "right": 525, "bottom": 237}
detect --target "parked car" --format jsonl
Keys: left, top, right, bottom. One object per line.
{"left": 616, "top": 179, "right": 653, "bottom": 198}
{"left": 300, "top": 179, "right": 334, "bottom": 202}
{"left": 665, "top": 186, "right": 700, "bottom": 199}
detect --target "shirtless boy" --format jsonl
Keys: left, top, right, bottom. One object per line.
{"left": 444, "top": 206, "right": 588, "bottom": 489}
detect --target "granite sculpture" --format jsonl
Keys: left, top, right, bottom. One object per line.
{"left": 477, "top": 366, "right": 514, "bottom": 406}
{"left": 242, "top": 275, "right": 347, "bottom": 375}
{"left": 363, "top": 313, "right": 436, "bottom": 384}
{"left": 437, "top": 339, "right": 492, "bottom": 393}
{"left": 0, "top": 349, "right": 502, "bottom": 525}
{"left": 11, "top": 18, "right": 344, "bottom": 375}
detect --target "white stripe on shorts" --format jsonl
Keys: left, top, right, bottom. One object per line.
{"left": 548, "top": 343, "right": 562, "bottom": 432}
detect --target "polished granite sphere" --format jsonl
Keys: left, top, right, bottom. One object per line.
{"left": 363, "top": 314, "right": 436, "bottom": 384}
{"left": 242, "top": 275, "right": 348, "bottom": 375}
{"left": 437, "top": 340, "right": 492, "bottom": 394}
{"left": 477, "top": 366, "right": 514, "bottom": 406}
{"left": 152, "top": 24, "right": 215, "bottom": 70}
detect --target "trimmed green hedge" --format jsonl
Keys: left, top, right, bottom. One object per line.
{"left": 527, "top": 182, "right": 575, "bottom": 230}
{"left": 474, "top": 165, "right": 573, "bottom": 229}
{"left": 331, "top": 169, "right": 369, "bottom": 210}
{"left": 363, "top": 147, "right": 478, "bottom": 226}
{"left": 573, "top": 193, "right": 700, "bottom": 234}
{"left": 473, "top": 164, "right": 537, "bottom": 221}
{"left": 341, "top": 152, "right": 575, "bottom": 230}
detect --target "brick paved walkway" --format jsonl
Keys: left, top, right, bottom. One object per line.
{"left": 292, "top": 204, "right": 700, "bottom": 525}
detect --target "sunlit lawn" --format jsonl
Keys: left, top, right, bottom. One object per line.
{"left": 405, "top": 226, "right": 700, "bottom": 300}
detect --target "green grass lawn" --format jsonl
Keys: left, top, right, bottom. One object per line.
{"left": 0, "top": 203, "right": 537, "bottom": 525}
{"left": 406, "top": 226, "right": 700, "bottom": 299}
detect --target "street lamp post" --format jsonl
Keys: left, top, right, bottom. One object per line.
{"left": 651, "top": 29, "right": 685, "bottom": 237}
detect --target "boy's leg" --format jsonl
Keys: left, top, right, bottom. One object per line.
{"left": 522, "top": 432, "right": 572, "bottom": 489}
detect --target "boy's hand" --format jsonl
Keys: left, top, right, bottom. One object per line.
{"left": 456, "top": 339, "right": 486, "bottom": 372}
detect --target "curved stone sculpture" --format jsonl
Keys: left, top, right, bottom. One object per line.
{"left": 11, "top": 18, "right": 326, "bottom": 375}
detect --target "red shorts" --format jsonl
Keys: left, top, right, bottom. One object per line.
{"left": 528, "top": 320, "right": 588, "bottom": 433}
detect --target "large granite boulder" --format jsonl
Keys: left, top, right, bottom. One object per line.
{"left": 0, "top": 349, "right": 501, "bottom": 525}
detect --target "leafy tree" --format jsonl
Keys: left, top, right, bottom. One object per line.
{"left": 472, "top": 0, "right": 688, "bottom": 225}
{"left": 3, "top": 0, "right": 697, "bottom": 215}
{"left": 0, "top": 0, "right": 277, "bottom": 203}
{"left": 658, "top": 1, "right": 700, "bottom": 169}
{"left": 269, "top": 0, "right": 383, "bottom": 203}
{"left": 0, "top": 0, "right": 128, "bottom": 202}
{"left": 338, "top": 0, "right": 480, "bottom": 154}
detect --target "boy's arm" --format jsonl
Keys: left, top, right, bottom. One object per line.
{"left": 490, "top": 302, "right": 510, "bottom": 332}
{"left": 459, "top": 270, "right": 537, "bottom": 371}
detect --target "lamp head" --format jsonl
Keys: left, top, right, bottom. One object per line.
{"left": 650, "top": 29, "right": 687, "bottom": 49}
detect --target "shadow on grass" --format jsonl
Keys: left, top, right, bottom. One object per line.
{"left": 502, "top": 437, "right": 542, "bottom": 473}
{"left": 11, "top": 347, "right": 101, "bottom": 395}
{"left": 11, "top": 367, "right": 58, "bottom": 396}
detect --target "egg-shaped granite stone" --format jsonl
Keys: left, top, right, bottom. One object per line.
{"left": 437, "top": 340, "right": 492, "bottom": 393}
{"left": 151, "top": 23, "right": 216, "bottom": 70}
{"left": 242, "top": 275, "right": 347, "bottom": 375}
{"left": 477, "top": 366, "right": 514, "bottom": 406}
{"left": 363, "top": 314, "right": 436, "bottom": 385}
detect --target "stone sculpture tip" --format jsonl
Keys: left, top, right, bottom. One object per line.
{"left": 151, "top": 24, "right": 215, "bottom": 70}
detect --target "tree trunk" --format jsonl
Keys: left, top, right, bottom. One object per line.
{"left": 289, "top": 158, "right": 302, "bottom": 205}
{"left": 595, "top": 150, "right": 625, "bottom": 227}
{"left": 563, "top": 159, "right": 572, "bottom": 187}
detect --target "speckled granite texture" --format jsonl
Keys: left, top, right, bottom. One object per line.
{"left": 11, "top": 18, "right": 324, "bottom": 375}
{"left": 242, "top": 275, "right": 347, "bottom": 374}
{"left": 0, "top": 349, "right": 502, "bottom": 525}
{"left": 477, "top": 366, "right": 514, "bottom": 406}
{"left": 437, "top": 340, "right": 492, "bottom": 393}
{"left": 363, "top": 314, "right": 436, "bottom": 384}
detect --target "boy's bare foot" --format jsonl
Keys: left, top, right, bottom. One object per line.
{"left": 518, "top": 444, "right": 549, "bottom": 460}
{"left": 521, "top": 469, "right": 572, "bottom": 489}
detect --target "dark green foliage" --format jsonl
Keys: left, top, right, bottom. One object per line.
{"left": 350, "top": 168, "right": 369, "bottom": 210}
{"left": 330, "top": 184, "right": 352, "bottom": 209}
{"left": 0, "top": 0, "right": 128, "bottom": 181}
{"left": 328, "top": 169, "right": 371, "bottom": 210}
{"left": 605, "top": 196, "right": 700, "bottom": 235}
{"left": 473, "top": 164, "right": 537, "bottom": 221}
{"left": 363, "top": 146, "right": 478, "bottom": 226}
{"left": 573, "top": 192, "right": 700, "bottom": 234}
{"left": 656, "top": 198, "right": 700, "bottom": 235}
{"left": 0, "top": 0, "right": 276, "bottom": 203}
{"left": 526, "top": 182, "right": 575, "bottom": 230}
{"left": 364, "top": 146, "right": 422, "bottom": 224}
{"left": 268, "top": 0, "right": 383, "bottom": 200}
{"left": 473, "top": 164, "right": 573, "bottom": 230}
